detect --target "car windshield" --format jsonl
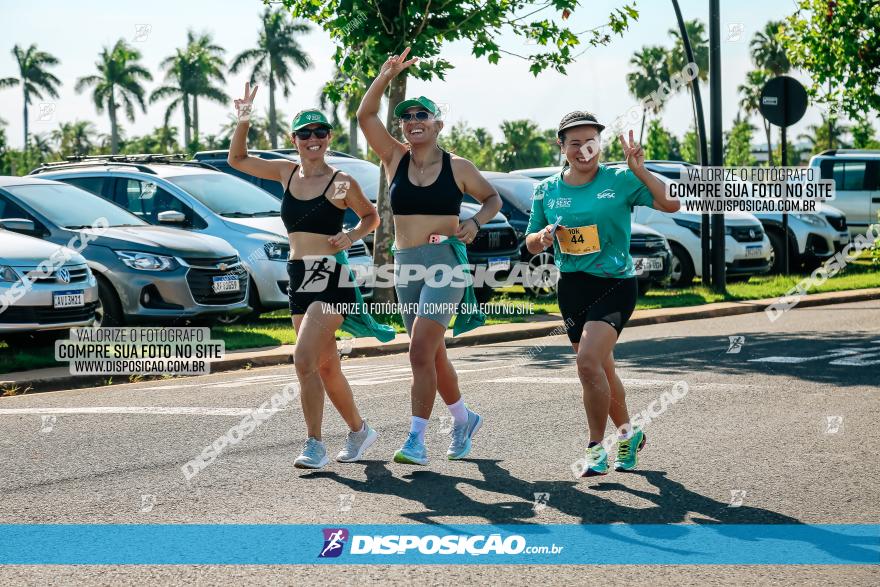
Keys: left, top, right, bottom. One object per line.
{"left": 169, "top": 173, "right": 281, "bottom": 216}
{"left": 3, "top": 183, "right": 148, "bottom": 228}
{"left": 492, "top": 176, "right": 538, "bottom": 213}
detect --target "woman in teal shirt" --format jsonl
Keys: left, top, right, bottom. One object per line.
{"left": 525, "top": 111, "right": 679, "bottom": 477}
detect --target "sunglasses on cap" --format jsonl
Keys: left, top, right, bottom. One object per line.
{"left": 294, "top": 128, "right": 330, "bottom": 140}
{"left": 399, "top": 111, "right": 435, "bottom": 122}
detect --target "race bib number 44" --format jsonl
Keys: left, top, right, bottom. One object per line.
{"left": 557, "top": 224, "right": 601, "bottom": 255}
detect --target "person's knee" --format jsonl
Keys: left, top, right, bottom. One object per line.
{"left": 409, "top": 339, "right": 437, "bottom": 371}
{"left": 294, "top": 346, "right": 322, "bottom": 377}
{"left": 576, "top": 349, "right": 605, "bottom": 380}
{"left": 318, "top": 356, "right": 338, "bottom": 379}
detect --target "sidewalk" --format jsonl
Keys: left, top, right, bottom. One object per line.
{"left": 3, "top": 287, "right": 878, "bottom": 394}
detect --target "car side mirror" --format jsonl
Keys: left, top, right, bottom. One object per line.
{"left": 0, "top": 218, "right": 36, "bottom": 233}
{"left": 157, "top": 210, "right": 186, "bottom": 224}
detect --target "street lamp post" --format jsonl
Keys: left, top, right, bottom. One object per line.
{"left": 709, "top": 0, "right": 726, "bottom": 292}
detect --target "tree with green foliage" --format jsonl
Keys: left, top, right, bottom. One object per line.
{"left": 186, "top": 31, "right": 228, "bottom": 148}
{"left": 8, "top": 44, "right": 61, "bottom": 149}
{"left": 644, "top": 119, "right": 674, "bottom": 160}
{"left": 151, "top": 47, "right": 195, "bottom": 148}
{"left": 851, "top": 118, "right": 880, "bottom": 149}
{"left": 282, "top": 0, "right": 638, "bottom": 302}
{"left": 797, "top": 113, "right": 850, "bottom": 155}
{"left": 679, "top": 127, "right": 698, "bottom": 164}
{"left": 439, "top": 122, "right": 497, "bottom": 171}
{"left": 750, "top": 20, "right": 791, "bottom": 76}
{"left": 667, "top": 19, "right": 708, "bottom": 159}
{"left": 51, "top": 121, "right": 97, "bottom": 158}
{"left": 75, "top": 39, "right": 152, "bottom": 154}
{"left": 626, "top": 46, "right": 671, "bottom": 143}
{"left": 784, "top": 0, "right": 880, "bottom": 118}
{"left": 724, "top": 115, "right": 757, "bottom": 166}
{"left": 495, "top": 119, "right": 554, "bottom": 172}
{"left": 230, "top": 8, "right": 312, "bottom": 149}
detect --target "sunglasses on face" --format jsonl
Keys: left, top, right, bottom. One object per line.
{"left": 295, "top": 128, "right": 330, "bottom": 140}
{"left": 399, "top": 111, "right": 435, "bottom": 122}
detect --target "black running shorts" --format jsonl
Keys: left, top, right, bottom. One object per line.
{"left": 557, "top": 271, "right": 638, "bottom": 343}
{"left": 286, "top": 258, "right": 357, "bottom": 317}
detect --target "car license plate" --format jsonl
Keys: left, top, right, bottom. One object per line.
{"left": 212, "top": 274, "right": 240, "bottom": 293}
{"left": 745, "top": 245, "right": 764, "bottom": 258}
{"left": 53, "top": 290, "right": 84, "bottom": 309}
{"left": 633, "top": 257, "right": 663, "bottom": 272}
{"left": 488, "top": 257, "right": 510, "bottom": 270}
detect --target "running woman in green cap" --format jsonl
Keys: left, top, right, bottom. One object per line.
{"left": 228, "top": 82, "right": 387, "bottom": 470}
{"left": 357, "top": 47, "right": 502, "bottom": 465}
{"left": 525, "top": 111, "right": 679, "bottom": 477}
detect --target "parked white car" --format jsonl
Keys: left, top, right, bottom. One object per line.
{"left": 0, "top": 223, "right": 99, "bottom": 339}
{"left": 808, "top": 149, "right": 880, "bottom": 238}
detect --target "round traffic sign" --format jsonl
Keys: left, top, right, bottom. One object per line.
{"left": 759, "top": 76, "right": 808, "bottom": 128}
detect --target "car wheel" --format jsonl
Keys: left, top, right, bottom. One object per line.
{"left": 95, "top": 276, "right": 124, "bottom": 327}
{"left": 667, "top": 243, "right": 695, "bottom": 288}
{"left": 766, "top": 229, "right": 799, "bottom": 274}
{"left": 524, "top": 252, "right": 558, "bottom": 298}
{"left": 214, "top": 278, "right": 261, "bottom": 325}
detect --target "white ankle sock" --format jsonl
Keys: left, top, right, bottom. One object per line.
{"left": 447, "top": 398, "right": 468, "bottom": 425}
{"left": 618, "top": 425, "right": 634, "bottom": 441}
{"left": 410, "top": 416, "right": 429, "bottom": 443}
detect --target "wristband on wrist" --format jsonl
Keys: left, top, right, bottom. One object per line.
{"left": 470, "top": 217, "right": 481, "bottom": 231}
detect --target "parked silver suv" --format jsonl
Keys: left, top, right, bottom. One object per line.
{"left": 0, "top": 177, "right": 249, "bottom": 326}
{"left": 0, "top": 226, "right": 99, "bottom": 339}
{"left": 34, "top": 156, "right": 373, "bottom": 312}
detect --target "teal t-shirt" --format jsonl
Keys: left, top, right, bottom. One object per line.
{"left": 526, "top": 165, "right": 655, "bottom": 277}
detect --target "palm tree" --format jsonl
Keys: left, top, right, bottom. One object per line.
{"left": 738, "top": 69, "right": 774, "bottom": 165}
{"left": 230, "top": 8, "right": 312, "bottom": 148}
{"left": 797, "top": 114, "right": 850, "bottom": 155}
{"left": 151, "top": 47, "right": 195, "bottom": 147}
{"left": 9, "top": 44, "right": 61, "bottom": 148}
{"left": 626, "top": 46, "right": 671, "bottom": 142}
{"left": 318, "top": 70, "right": 368, "bottom": 158}
{"left": 750, "top": 21, "right": 790, "bottom": 76}
{"left": 667, "top": 19, "right": 708, "bottom": 159}
{"left": 51, "top": 121, "right": 97, "bottom": 158}
{"left": 30, "top": 132, "right": 54, "bottom": 161}
{"left": 75, "top": 39, "right": 152, "bottom": 154}
{"left": 495, "top": 120, "right": 552, "bottom": 171}
{"left": 186, "top": 31, "right": 228, "bottom": 146}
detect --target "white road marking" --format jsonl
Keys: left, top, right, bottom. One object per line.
{"left": 748, "top": 348, "right": 869, "bottom": 364}
{"left": 829, "top": 351, "right": 880, "bottom": 366}
{"left": 479, "top": 377, "right": 763, "bottom": 389}
{"left": 0, "top": 407, "right": 259, "bottom": 416}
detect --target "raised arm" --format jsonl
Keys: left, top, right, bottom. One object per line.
{"left": 356, "top": 47, "right": 418, "bottom": 172}
{"left": 227, "top": 82, "right": 293, "bottom": 183}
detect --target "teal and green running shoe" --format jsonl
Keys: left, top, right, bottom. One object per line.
{"left": 580, "top": 443, "right": 609, "bottom": 477}
{"left": 614, "top": 428, "right": 646, "bottom": 471}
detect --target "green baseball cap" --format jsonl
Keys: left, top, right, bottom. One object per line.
{"left": 291, "top": 109, "right": 332, "bottom": 131}
{"left": 393, "top": 96, "right": 440, "bottom": 118}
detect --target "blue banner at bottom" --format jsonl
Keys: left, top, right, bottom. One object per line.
{"left": 0, "top": 524, "right": 877, "bottom": 565}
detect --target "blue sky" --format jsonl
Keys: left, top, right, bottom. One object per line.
{"left": 0, "top": 0, "right": 870, "bottom": 150}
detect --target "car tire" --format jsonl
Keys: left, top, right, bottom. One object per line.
{"left": 216, "top": 278, "right": 261, "bottom": 325}
{"left": 524, "top": 251, "right": 558, "bottom": 298}
{"left": 95, "top": 275, "right": 124, "bottom": 328}
{"left": 668, "top": 243, "right": 695, "bottom": 288}
{"left": 766, "top": 229, "right": 796, "bottom": 274}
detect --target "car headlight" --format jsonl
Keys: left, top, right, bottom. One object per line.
{"left": 793, "top": 213, "right": 827, "bottom": 227}
{"left": 115, "top": 251, "right": 178, "bottom": 271}
{"left": 0, "top": 265, "right": 20, "bottom": 283}
{"left": 673, "top": 218, "right": 701, "bottom": 236}
{"left": 263, "top": 241, "right": 290, "bottom": 261}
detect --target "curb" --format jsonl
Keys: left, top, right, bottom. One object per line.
{"left": 3, "top": 288, "right": 878, "bottom": 394}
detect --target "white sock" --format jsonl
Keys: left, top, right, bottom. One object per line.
{"left": 410, "top": 416, "right": 429, "bottom": 443}
{"left": 618, "top": 424, "right": 634, "bottom": 441}
{"left": 446, "top": 398, "right": 468, "bottom": 425}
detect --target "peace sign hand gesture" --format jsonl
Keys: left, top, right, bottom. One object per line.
{"left": 380, "top": 46, "right": 419, "bottom": 80}
{"left": 619, "top": 130, "right": 645, "bottom": 173}
{"left": 234, "top": 82, "right": 259, "bottom": 122}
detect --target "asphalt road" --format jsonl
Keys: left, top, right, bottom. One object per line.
{"left": 1, "top": 300, "right": 878, "bottom": 585}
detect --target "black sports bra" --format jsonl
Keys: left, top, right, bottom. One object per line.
{"left": 280, "top": 165, "right": 346, "bottom": 235}
{"left": 389, "top": 150, "right": 463, "bottom": 215}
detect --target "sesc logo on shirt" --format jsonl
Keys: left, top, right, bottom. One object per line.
{"left": 597, "top": 189, "right": 616, "bottom": 199}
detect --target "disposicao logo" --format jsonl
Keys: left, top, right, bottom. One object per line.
{"left": 319, "top": 528, "right": 349, "bottom": 558}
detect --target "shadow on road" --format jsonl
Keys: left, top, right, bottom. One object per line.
{"left": 476, "top": 329, "right": 880, "bottom": 388}
{"left": 306, "top": 459, "right": 876, "bottom": 562}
